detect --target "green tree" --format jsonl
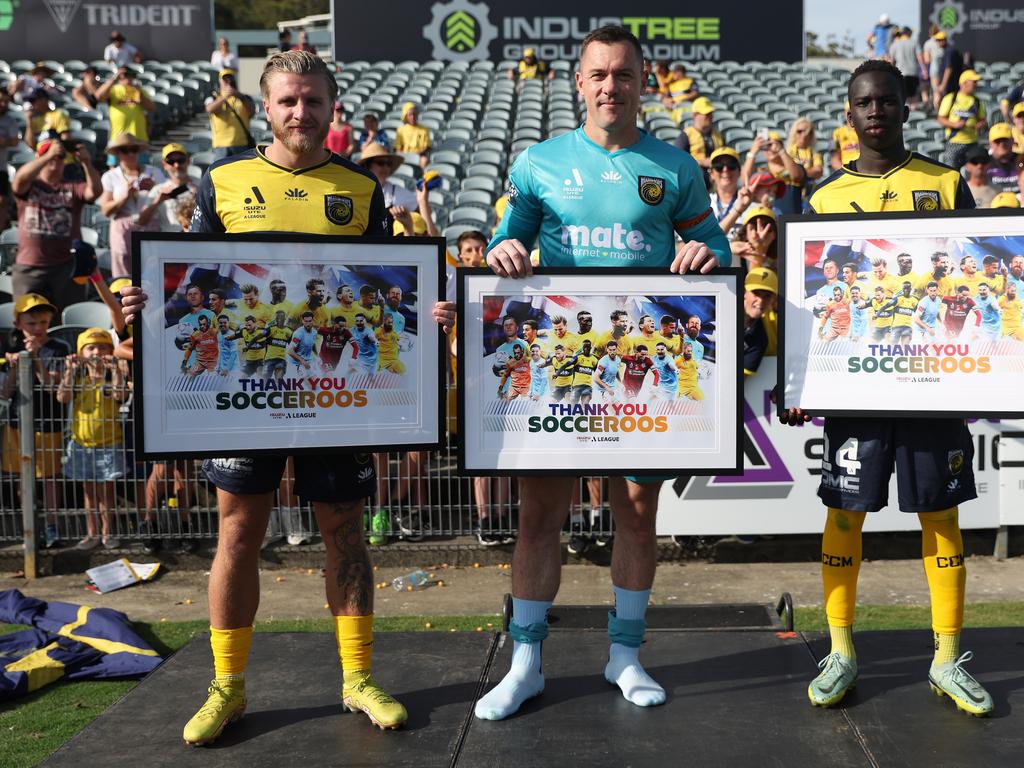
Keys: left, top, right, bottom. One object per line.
{"left": 215, "top": 0, "right": 329, "bottom": 31}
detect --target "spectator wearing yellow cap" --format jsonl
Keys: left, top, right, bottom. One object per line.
{"left": 0, "top": 292, "right": 69, "bottom": 548}
{"left": 1011, "top": 103, "right": 1024, "bottom": 154}
{"left": 986, "top": 124, "right": 1019, "bottom": 194}
{"left": 95, "top": 66, "right": 155, "bottom": 145}
{"left": 674, "top": 97, "right": 723, "bottom": 168}
{"left": 707, "top": 147, "right": 747, "bottom": 241}
{"left": 205, "top": 69, "right": 256, "bottom": 161}
{"left": 394, "top": 102, "right": 431, "bottom": 169}
{"left": 831, "top": 100, "right": 860, "bottom": 170}
{"left": 732, "top": 205, "right": 778, "bottom": 271}
{"left": 57, "top": 327, "right": 128, "bottom": 551}
{"left": 138, "top": 143, "right": 198, "bottom": 233}
{"left": 938, "top": 69, "right": 987, "bottom": 170}
{"left": 12, "top": 138, "right": 101, "bottom": 310}
{"left": 991, "top": 191, "right": 1021, "bottom": 209}
{"left": 743, "top": 267, "right": 778, "bottom": 376}
{"left": 509, "top": 48, "right": 553, "bottom": 81}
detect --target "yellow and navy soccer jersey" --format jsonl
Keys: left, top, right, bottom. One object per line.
{"left": 938, "top": 92, "right": 985, "bottom": 144}
{"left": 551, "top": 358, "right": 574, "bottom": 387}
{"left": 807, "top": 152, "right": 974, "bottom": 214}
{"left": 890, "top": 295, "right": 919, "bottom": 327}
{"left": 241, "top": 328, "right": 267, "bottom": 361}
{"left": 869, "top": 297, "right": 896, "bottom": 328}
{"left": 191, "top": 147, "right": 387, "bottom": 236}
{"left": 570, "top": 353, "right": 600, "bottom": 386}
{"left": 831, "top": 124, "right": 860, "bottom": 166}
{"left": 263, "top": 325, "right": 292, "bottom": 360}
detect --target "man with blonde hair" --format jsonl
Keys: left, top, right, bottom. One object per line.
{"left": 120, "top": 49, "right": 404, "bottom": 745}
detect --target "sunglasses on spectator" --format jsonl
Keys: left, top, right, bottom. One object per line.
{"left": 711, "top": 161, "right": 740, "bottom": 172}
{"left": 367, "top": 159, "right": 391, "bottom": 167}
{"left": 165, "top": 155, "right": 188, "bottom": 165}
{"left": 795, "top": 128, "right": 810, "bottom": 134}
{"left": 115, "top": 147, "right": 140, "bottom": 154}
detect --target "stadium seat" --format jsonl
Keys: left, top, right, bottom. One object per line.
{"left": 79, "top": 227, "right": 99, "bottom": 247}
{"left": 0, "top": 303, "right": 14, "bottom": 330}
{"left": 62, "top": 301, "right": 113, "bottom": 328}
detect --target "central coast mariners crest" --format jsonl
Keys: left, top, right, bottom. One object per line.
{"left": 912, "top": 190, "right": 940, "bottom": 212}
{"left": 638, "top": 176, "right": 665, "bottom": 206}
{"left": 324, "top": 194, "right": 353, "bottom": 225}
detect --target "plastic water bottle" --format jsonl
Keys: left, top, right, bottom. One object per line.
{"left": 392, "top": 569, "right": 429, "bottom": 591}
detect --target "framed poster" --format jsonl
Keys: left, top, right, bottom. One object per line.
{"left": 132, "top": 233, "right": 445, "bottom": 458}
{"left": 457, "top": 268, "right": 743, "bottom": 476}
{"left": 779, "top": 210, "right": 1024, "bottom": 419}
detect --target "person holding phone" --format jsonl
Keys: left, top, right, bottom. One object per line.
{"left": 206, "top": 69, "right": 256, "bottom": 161}
{"left": 138, "top": 143, "right": 198, "bottom": 233}
{"left": 98, "top": 132, "right": 165, "bottom": 277}
{"left": 95, "top": 67, "right": 155, "bottom": 146}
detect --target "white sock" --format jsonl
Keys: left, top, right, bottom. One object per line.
{"left": 605, "top": 586, "right": 665, "bottom": 707}
{"left": 474, "top": 598, "right": 548, "bottom": 721}
{"left": 604, "top": 643, "right": 666, "bottom": 707}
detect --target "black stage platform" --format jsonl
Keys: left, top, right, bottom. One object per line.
{"left": 42, "top": 610, "right": 1022, "bottom": 767}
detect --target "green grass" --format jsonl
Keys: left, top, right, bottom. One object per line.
{"left": 3, "top": 604, "right": 1024, "bottom": 767}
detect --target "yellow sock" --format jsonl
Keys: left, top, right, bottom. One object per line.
{"left": 934, "top": 632, "right": 960, "bottom": 666}
{"left": 822, "top": 507, "right": 865, "bottom": 658}
{"left": 919, "top": 508, "right": 965, "bottom": 666}
{"left": 210, "top": 625, "right": 253, "bottom": 680}
{"left": 335, "top": 615, "right": 374, "bottom": 678}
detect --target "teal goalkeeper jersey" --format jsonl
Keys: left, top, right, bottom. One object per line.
{"left": 491, "top": 127, "right": 730, "bottom": 267}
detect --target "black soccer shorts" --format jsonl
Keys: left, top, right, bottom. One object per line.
{"left": 203, "top": 451, "right": 376, "bottom": 503}
{"left": 817, "top": 416, "right": 976, "bottom": 513}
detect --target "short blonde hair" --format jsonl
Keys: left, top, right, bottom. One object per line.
{"left": 259, "top": 50, "right": 338, "bottom": 102}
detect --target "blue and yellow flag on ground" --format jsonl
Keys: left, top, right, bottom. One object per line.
{"left": 0, "top": 589, "right": 162, "bottom": 700}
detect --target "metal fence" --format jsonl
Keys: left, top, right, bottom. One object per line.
{"left": 0, "top": 352, "right": 611, "bottom": 548}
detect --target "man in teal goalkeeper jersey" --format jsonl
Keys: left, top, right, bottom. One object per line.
{"left": 435, "top": 25, "right": 729, "bottom": 722}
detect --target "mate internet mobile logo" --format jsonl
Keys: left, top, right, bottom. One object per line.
{"left": 423, "top": 0, "right": 498, "bottom": 61}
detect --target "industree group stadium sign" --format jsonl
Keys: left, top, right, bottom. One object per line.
{"left": 332, "top": 0, "right": 804, "bottom": 64}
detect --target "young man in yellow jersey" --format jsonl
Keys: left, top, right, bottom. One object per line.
{"left": 791, "top": 59, "right": 991, "bottom": 717}
{"left": 120, "top": 50, "right": 406, "bottom": 744}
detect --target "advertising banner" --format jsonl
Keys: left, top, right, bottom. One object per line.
{"left": 922, "top": 1, "right": 1024, "bottom": 64}
{"left": 0, "top": 0, "right": 214, "bottom": 63}
{"left": 331, "top": 0, "right": 804, "bottom": 64}
{"left": 657, "top": 359, "right": 1006, "bottom": 535}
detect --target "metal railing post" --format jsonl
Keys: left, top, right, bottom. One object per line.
{"left": 18, "top": 350, "right": 37, "bottom": 579}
